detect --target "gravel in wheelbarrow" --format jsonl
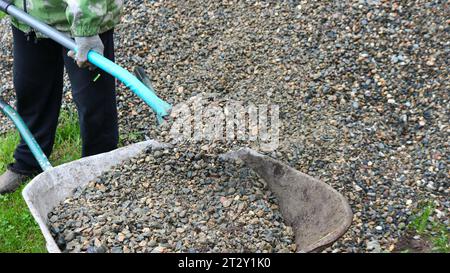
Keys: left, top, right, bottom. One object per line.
{"left": 48, "top": 145, "right": 297, "bottom": 253}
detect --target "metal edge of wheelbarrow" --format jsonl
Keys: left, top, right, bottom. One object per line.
{"left": 22, "top": 140, "right": 166, "bottom": 253}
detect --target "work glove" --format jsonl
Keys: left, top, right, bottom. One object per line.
{"left": 68, "top": 35, "right": 104, "bottom": 69}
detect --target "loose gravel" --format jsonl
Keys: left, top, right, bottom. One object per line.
{"left": 48, "top": 145, "right": 297, "bottom": 253}
{"left": 1, "top": 0, "right": 448, "bottom": 252}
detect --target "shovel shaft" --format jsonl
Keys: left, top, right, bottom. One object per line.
{"left": 0, "top": 99, "right": 53, "bottom": 172}
{"left": 87, "top": 51, "right": 172, "bottom": 122}
{"left": 1, "top": 1, "right": 172, "bottom": 123}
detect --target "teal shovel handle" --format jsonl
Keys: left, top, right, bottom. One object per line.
{"left": 0, "top": 99, "right": 52, "bottom": 171}
{"left": 87, "top": 51, "right": 172, "bottom": 124}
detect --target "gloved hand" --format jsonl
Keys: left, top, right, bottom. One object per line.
{"left": 68, "top": 35, "right": 104, "bottom": 69}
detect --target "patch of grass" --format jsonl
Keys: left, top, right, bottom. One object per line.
{"left": 0, "top": 110, "right": 81, "bottom": 253}
{"left": 51, "top": 110, "right": 81, "bottom": 164}
{"left": 0, "top": 11, "right": 6, "bottom": 20}
{"left": 0, "top": 132, "right": 19, "bottom": 172}
{"left": 408, "top": 202, "right": 450, "bottom": 253}
{"left": 0, "top": 184, "right": 45, "bottom": 252}
{"left": 429, "top": 220, "right": 450, "bottom": 253}
{"left": 410, "top": 203, "right": 434, "bottom": 234}
{"left": 118, "top": 131, "right": 144, "bottom": 147}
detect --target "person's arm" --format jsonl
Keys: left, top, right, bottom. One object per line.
{"left": 64, "top": 0, "right": 107, "bottom": 68}
{"left": 64, "top": 0, "right": 107, "bottom": 37}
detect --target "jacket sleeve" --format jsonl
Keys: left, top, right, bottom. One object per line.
{"left": 63, "top": 0, "right": 107, "bottom": 37}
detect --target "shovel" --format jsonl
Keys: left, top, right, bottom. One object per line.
{"left": 0, "top": 0, "right": 172, "bottom": 124}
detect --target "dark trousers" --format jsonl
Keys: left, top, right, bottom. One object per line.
{"left": 9, "top": 26, "right": 119, "bottom": 175}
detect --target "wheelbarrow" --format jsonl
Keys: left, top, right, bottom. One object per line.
{"left": 1, "top": 96, "right": 353, "bottom": 252}
{"left": 21, "top": 140, "right": 352, "bottom": 253}
{"left": 0, "top": 1, "right": 353, "bottom": 253}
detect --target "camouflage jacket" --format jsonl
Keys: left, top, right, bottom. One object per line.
{"left": 11, "top": 0, "right": 123, "bottom": 37}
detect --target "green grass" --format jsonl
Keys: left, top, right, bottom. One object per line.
{"left": 409, "top": 202, "right": 450, "bottom": 253}
{"left": 119, "top": 131, "right": 143, "bottom": 145}
{"left": 51, "top": 111, "right": 82, "bottom": 165}
{"left": 0, "top": 110, "right": 81, "bottom": 253}
{"left": 0, "top": 11, "right": 6, "bottom": 20}
{"left": 0, "top": 132, "right": 19, "bottom": 173}
{"left": 410, "top": 203, "right": 434, "bottom": 234}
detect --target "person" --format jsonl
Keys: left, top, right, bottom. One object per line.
{"left": 0, "top": 0, "right": 124, "bottom": 194}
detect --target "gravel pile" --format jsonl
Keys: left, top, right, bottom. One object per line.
{"left": 48, "top": 145, "right": 296, "bottom": 253}
{"left": 1, "top": 0, "right": 448, "bottom": 253}
{"left": 112, "top": 0, "right": 449, "bottom": 253}
{"left": 0, "top": 18, "right": 14, "bottom": 134}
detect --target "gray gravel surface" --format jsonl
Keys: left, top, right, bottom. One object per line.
{"left": 0, "top": 18, "right": 14, "bottom": 134}
{"left": 106, "top": 0, "right": 450, "bottom": 253}
{"left": 48, "top": 145, "right": 297, "bottom": 253}
{"left": 1, "top": 0, "right": 449, "bottom": 252}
